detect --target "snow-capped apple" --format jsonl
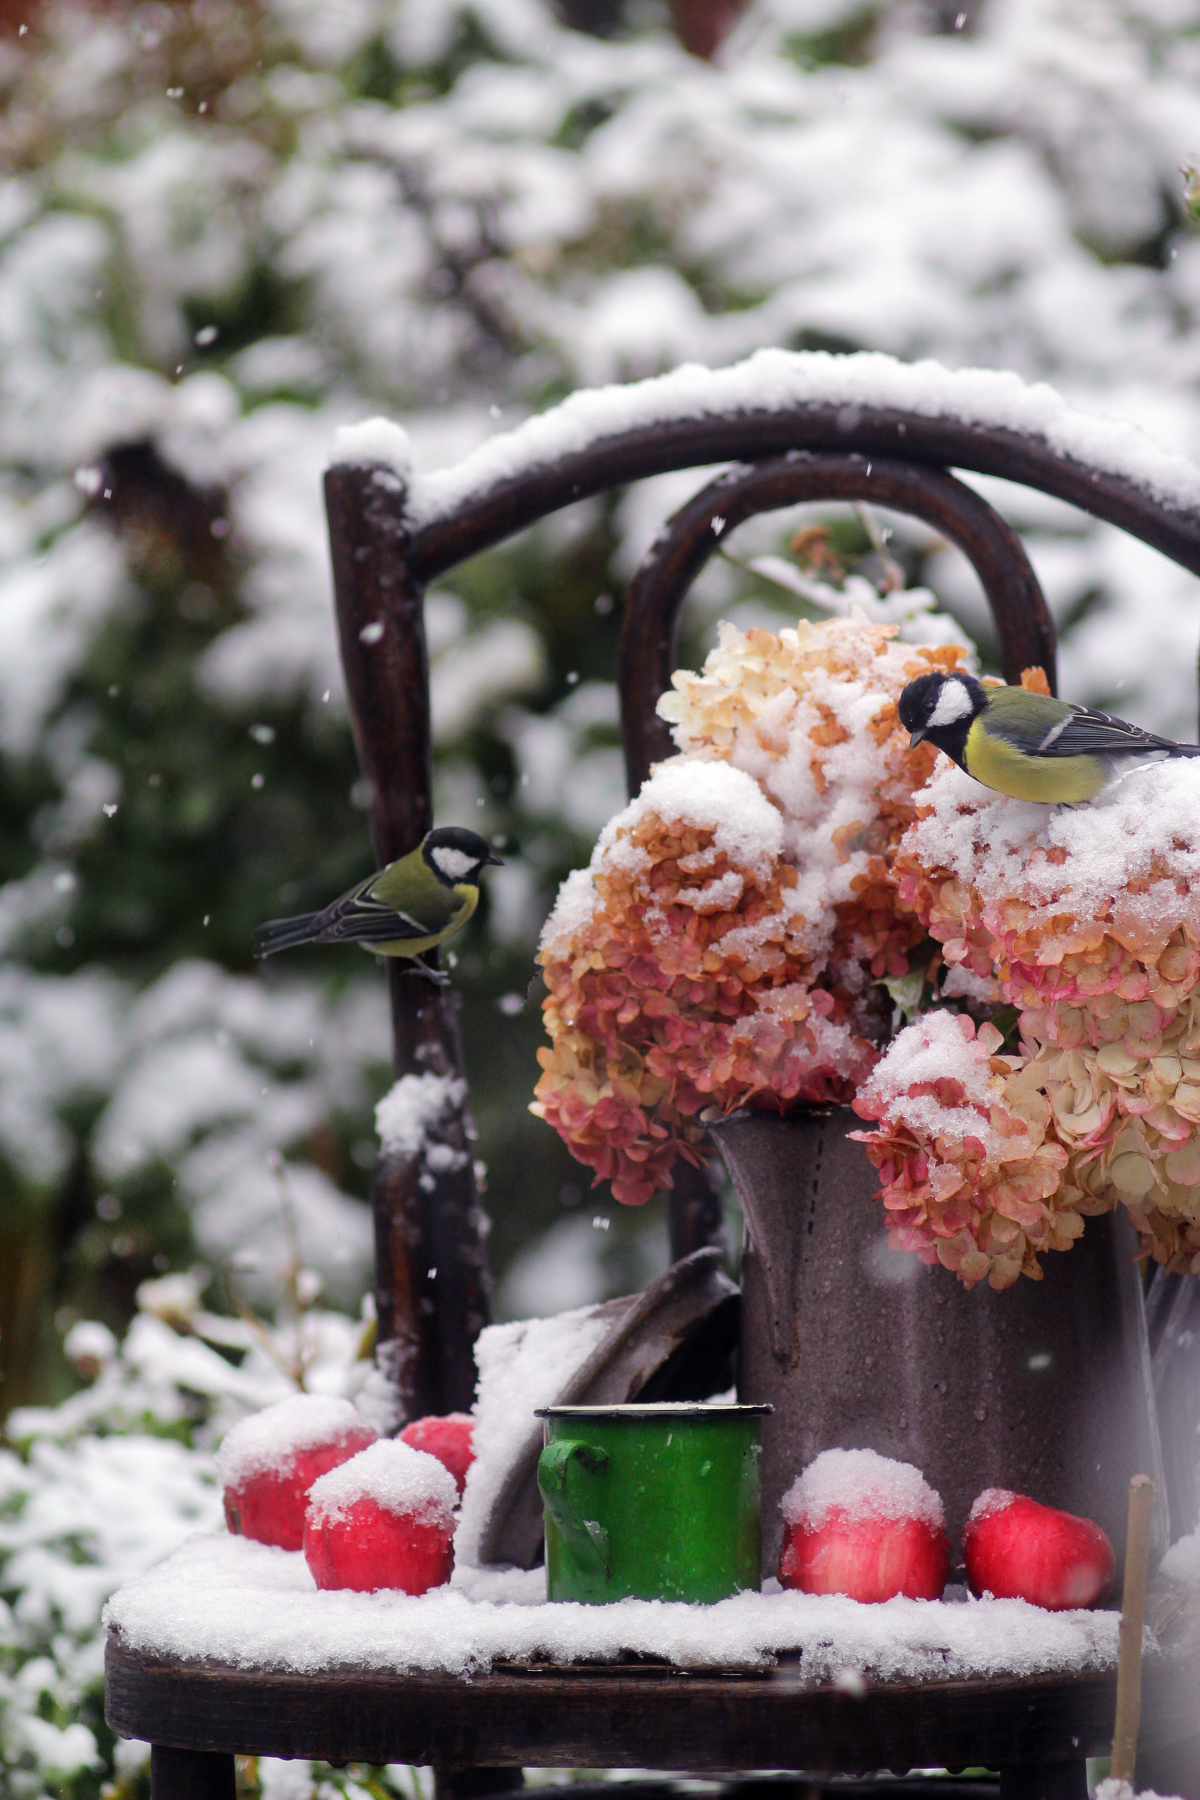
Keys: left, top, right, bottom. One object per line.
{"left": 399, "top": 1412, "right": 475, "bottom": 1495}
{"left": 779, "top": 1447, "right": 950, "bottom": 1603}
{"left": 964, "top": 1489, "right": 1115, "bottom": 1610}
{"left": 218, "top": 1394, "right": 378, "bottom": 1552}
{"left": 303, "top": 1438, "right": 457, "bottom": 1593}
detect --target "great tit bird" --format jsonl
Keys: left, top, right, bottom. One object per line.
{"left": 898, "top": 670, "right": 1200, "bottom": 804}
{"left": 254, "top": 826, "right": 503, "bottom": 981}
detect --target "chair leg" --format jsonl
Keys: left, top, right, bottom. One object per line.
{"left": 150, "top": 1745, "right": 237, "bottom": 1799}
{"left": 999, "top": 1762, "right": 1087, "bottom": 1800}
{"left": 434, "top": 1767, "right": 525, "bottom": 1800}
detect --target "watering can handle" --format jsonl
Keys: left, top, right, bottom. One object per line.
{"left": 537, "top": 1439, "right": 610, "bottom": 1576}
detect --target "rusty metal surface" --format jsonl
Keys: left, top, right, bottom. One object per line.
{"left": 616, "top": 452, "right": 1056, "bottom": 791}
{"left": 713, "top": 1109, "right": 1168, "bottom": 1583}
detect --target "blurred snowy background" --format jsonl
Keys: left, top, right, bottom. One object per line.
{"left": 2, "top": 0, "right": 1200, "bottom": 1790}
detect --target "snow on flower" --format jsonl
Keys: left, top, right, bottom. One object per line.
{"left": 850, "top": 1011, "right": 1091, "bottom": 1290}
{"left": 533, "top": 615, "right": 972, "bottom": 1203}
{"left": 876, "top": 750, "right": 1200, "bottom": 1277}
{"left": 658, "top": 614, "right": 973, "bottom": 978}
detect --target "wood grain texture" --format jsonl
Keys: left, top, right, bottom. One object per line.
{"left": 324, "top": 463, "right": 491, "bottom": 1418}
{"left": 107, "top": 1633, "right": 1197, "bottom": 1775}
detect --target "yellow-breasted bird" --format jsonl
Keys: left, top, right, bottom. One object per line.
{"left": 898, "top": 670, "right": 1200, "bottom": 804}
{"left": 254, "top": 826, "right": 502, "bottom": 982}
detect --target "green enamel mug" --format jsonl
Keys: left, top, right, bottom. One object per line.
{"left": 535, "top": 1402, "right": 771, "bottom": 1604}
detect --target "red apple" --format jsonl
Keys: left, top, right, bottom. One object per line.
{"left": 400, "top": 1413, "right": 475, "bottom": 1496}
{"left": 780, "top": 1511, "right": 950, "bottom": 1601}
{"left": 778, "top": 1447, "right": 950, "bottom": 1603}
{"left": 218, "top": 1395, "right": 378, "bottom": 1552}
{"left": 964, "top": 1489, "right": 1115, "bottom": 1610}
{"left": 303, "top": 1439, "right": 458, "bottom": 1594}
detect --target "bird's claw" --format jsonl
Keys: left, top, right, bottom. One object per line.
{"left": 399, "top": 958, "right": 451, "bottom": 987}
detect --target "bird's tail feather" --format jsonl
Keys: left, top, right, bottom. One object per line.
{"left": 253, "top": 912, "right": 321, "bottom": 957}
{"left": 1168, "top": 745, "right": 1200, "bottom": 757}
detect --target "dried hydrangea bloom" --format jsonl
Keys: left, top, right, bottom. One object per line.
{"left": 658, "top": 613, "right": 971, "bottom": 983}
{"left": 895, "top": 754, "right": 1200, "bottom": 1270}
{"left": 850, "top": 1011, "right": 1095, "bottom": 1289}
{"left": 1025, "top": 986, "right": 1200, "bottom": 1273}
{"left": 533, "top": 758, "right": 880, "bottom": 1204}
{"left": 534, "top": 615, "right": 975, "bottom": 1205}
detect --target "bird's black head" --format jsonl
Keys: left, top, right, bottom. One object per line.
{"left": 898, "top": 671, "right": 986, "bottom": 764}
{"left": 422, "top": 826, "right": 504, "bottom": 887}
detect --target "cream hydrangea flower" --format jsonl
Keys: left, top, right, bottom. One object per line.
{"left": 534, "top": 615, "right": 971, "bottom": 1205}
{"left": 659, "top": 614, "right": 969, "bottom": 981}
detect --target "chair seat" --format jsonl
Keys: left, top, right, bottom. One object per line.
{"left": 105, "top": 1628, "right": 1198, "bottom": 1773}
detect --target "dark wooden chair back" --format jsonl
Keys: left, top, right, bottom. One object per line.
{"left": 324, "top": 377, "right": 1200, "bottom": 1425}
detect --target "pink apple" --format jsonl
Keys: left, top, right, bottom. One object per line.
{"left": 964, "top": 1489, "right": 1115, "bottom": 1610}
{"left": 399, "top": 1413, "right": 475, "bottom": 1496}
{"left": 303, "top": 1439, "right": 458, "bottom": 1594}
{"left": 778, "top": 1447, "right": 950, "bottom": 1603}
{"left": 218, "top": 1395, "right": 377, "bottom": 1552}
{"left": 780, "top": 1511, "right": 951, "bottom": 1601}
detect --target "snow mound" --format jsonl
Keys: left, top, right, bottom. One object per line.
{"left": 376, "top": 1072, "right": 468, "bottom": 1158}
{"left": 539, "top": 758, "right": 782, "bottom": 961}
{"left": 905, "top": 757, "right": 1200, "bottom": 936}
{"left": 852, "top": 1011, "right": 1005, "bottom": 1162}
{"left": 216, "top": 1395, "right": 374, "bottom": 1489}
{"left": 306, "top": 1440, "right": 457, "bottom": 1529}
{"left": 330, "top": 418, "right": 413, "bottom": 476}
{"left": 968, "top": 1489, "right": 1020, "bottom": 1525}
{"left": 782, "top": 1449, "right": 946, "bottom": 1533}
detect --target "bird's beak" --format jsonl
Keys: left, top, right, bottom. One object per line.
{"left": 486, "top": 851, "right": 505, "bottom": 866}
{"left": 907, "top": 727, "right": 926, "bottom": 748}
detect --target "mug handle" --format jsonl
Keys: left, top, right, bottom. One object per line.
{"left": 537, "top": 1440, "right": 610, "bottom": 1577}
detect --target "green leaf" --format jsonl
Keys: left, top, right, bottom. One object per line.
{"left": 882, "top": 966, "right": 927, "bottom": 1023}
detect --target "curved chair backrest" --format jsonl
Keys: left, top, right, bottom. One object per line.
{"left": 324, "top": 360, "right": 1200, "bottom": 1423}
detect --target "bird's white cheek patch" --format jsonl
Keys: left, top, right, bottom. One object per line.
{"left": 928, "top": 681, "right": 974, "bottom": 728}
{"left": 432, "top": 847, "right": 476, "bottom": 880}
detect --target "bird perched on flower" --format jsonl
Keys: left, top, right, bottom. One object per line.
{"left": 254, "top": 826, "right": 502, "bottom": 982}
{"left": 899, "top": 670, "right": 1200, "bottom": 804}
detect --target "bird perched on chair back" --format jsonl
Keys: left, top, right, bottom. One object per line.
{"left": 254, "top": 826, "right": 503, "bottom": 982}
{"left": 898, "top": 670, "right": 1200, "bottom": 804}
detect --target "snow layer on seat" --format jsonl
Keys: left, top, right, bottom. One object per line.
{"left": 104, "top": 1528, "right": 1129, "bottom": 1683}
